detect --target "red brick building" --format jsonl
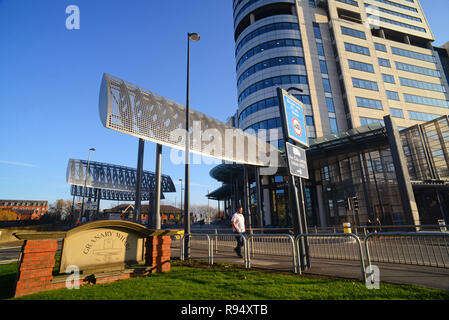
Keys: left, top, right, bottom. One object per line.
{"left": 0, "top": 200, "right": 48, "bottom": 221}
{"left": 104, "top": 204, "right": 182, "bottom": 225}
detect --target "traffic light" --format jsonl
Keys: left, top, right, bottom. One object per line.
{"left": 352, "top": 197, "right": 359, "bottom": 210}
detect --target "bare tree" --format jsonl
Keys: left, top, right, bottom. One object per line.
{"left": 48, "top": 199, "right": 73, "bottom": 221}
{"left": 190, "top": 204, "right": 218, "bottom": 224}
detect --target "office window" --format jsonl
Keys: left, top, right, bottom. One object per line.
{"left": 378, "top": 58, "right": 391, "bottom": 68}
{"left": 352, "top": 78, "right": 379, "bottom": 91}
{"left": 395, "top": 62, "right": 441, "bottom": 78}
{"left": 293, "top": 94, "right": 311, "bottom": 105}
{"left": 369, "top": 0, "right": 418, "bottom": 13}
{"left": 313, "top": 22, "right": 322, "bottom": 39}
{"left": 345, "top": 42, "right": 370, "bottom": 55}
{"left": 348, "top": 60, "right": 374, "bottom": 73}
{"left": 236, "top": 38, "right": 303, "bottom": 71}
{"left": 377, "top": 16, "right": 426, "bottom": 33}
{"left": 374, "top": 43, "right": 387, "bottom": 52}
{"left": 341, "top": 26, "right": 366, "bottom": 39}
{"left": 323, "top": 78, "right": 332, "bottom": 93}
{"left": 329, "top": 118, "right": 339, "bottom": 133}
{"left": 356, "top": 97, "right": 383, "bottom": 110}
{"left": 306, "top": 116, "right": 314, "bottom": 126}
{"left": 404, "top": 94, "right": 449, "bottom": 109}
{"left": 391, "top": 47, "right": 436, "bottom": 63}
{"left": 390, "top": 108, "right": 404, "bottom": 118}
{"left": 326, "top": 98, "right": 335, "bottom": 113}
{"left": 382, "top": 74, "right": 395, "bottom": 83}
{"left": 316, "top": 43, "right": 325, "bottom": 56}
{"left": 320, "top": 60, "right": 328, "bottom": 74}
{"left": 337, "top": 0, "right": 358, "bottom": 6}
{"left": 236, "top": 22, "right": 300, "bottom": 56}
{"left": 360, "top": 117, "right": 385, "bottom": 126}
{"left": 237, "top": 56, "right": 305, "bottom": 86}
{"left": 408, "top": 111, "right": 440, "bottom": 121}
{"left": 386, "top": 90, "right": 400, "bottom": 100}
{"left": 399, "top": 77, "right": 447, "bottom": 93}
{"left": 239, "top": 75, "right": 308, "bottom": 103}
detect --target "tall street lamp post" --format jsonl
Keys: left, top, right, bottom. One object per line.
{"left": 184, "top": 32, "right": 200, "bottom": 260}
{"left": 179, "top": 179, "right": 183, "bottom": 211}
{"left": 80, "top": 147, "right": 96, "bottom": 224}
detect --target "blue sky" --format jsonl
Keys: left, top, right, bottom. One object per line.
{"left": 0, "top": 0, "right": 448, "bottom": 209}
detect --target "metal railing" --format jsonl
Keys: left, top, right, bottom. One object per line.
{"left": 364, "top": 232, "right": 449, "bottom": 269}
{"left": 170, "top": 233, "right": 184, "bottom": 259}
{"left": 180, "top": 234, "right": 213, "bottom": 264}
{"left": 190, "top": 224, "right": 448, "bottom": 237}
{"left": 307, "top": 224, "right": 449, "bottom": 237}
{"left": 172, "top": 229, "right": 449, "bottom": 281}
{"left": 295, "top": 233, "right": 366, "bottom": 279}
{"left": 210, "top": 233, "right": 249, "bottom": 268}
{"left": 246, "top": 234, "right": 297, "bottom": 273}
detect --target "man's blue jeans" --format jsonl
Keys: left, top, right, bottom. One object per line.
{"left": 234, "top": 232, "right": 244, "bottom": 256}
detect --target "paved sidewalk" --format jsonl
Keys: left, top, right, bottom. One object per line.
{"left": 176, "top": 247, "right": 449, "bottom": 292}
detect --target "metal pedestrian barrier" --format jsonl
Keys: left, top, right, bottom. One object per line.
{"left": 295, "top": 233, "right": 366, "bottom": 280}
{"left": 210, "top": 233, "right": 249, "bottom": 268}
{"left": 170, "top": 233, "right": 183, "bottom": 259}
{"left": 246, "top": 234, "right": 297, "bottom": 273}
{"left": 364, "top": 232, "right": 449, "bottom": 269}
{"left": 180, "top": 234, "right": 213, "bottom": 264}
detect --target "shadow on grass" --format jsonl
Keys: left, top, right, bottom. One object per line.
{"left": 0, "top": 271, "right": 17, "bottom": 299}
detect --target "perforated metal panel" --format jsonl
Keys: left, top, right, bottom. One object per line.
{"left": 70, "top": 185, "right": 164, "bottom": 201}
{"left": 66, "top": 159, "right": 176, "bottom": 194}
{"left": 99, "top": 73, "right": 283, "bottom": 168}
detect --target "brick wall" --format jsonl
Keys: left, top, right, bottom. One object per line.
{"left": 13, "top": 235, "right": 172, "bottom": 298}
{"left": 14, "top": 239, "right": 58, "bottom": 297}
{"left": 145, "top": 236, "right": 172, "bottom": 273}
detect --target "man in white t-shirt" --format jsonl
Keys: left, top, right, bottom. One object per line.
{"left": 231, "top": 205, "right": 245, "bottom": 258}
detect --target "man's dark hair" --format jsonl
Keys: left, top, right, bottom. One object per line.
{"left": 237, "top": 205, "right": 243, "bottom": 210}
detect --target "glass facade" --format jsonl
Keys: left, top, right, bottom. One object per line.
{"left": 315, "top": 148, "right": 406, "bottom": 226}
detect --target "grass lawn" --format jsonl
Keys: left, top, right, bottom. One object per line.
{"left": 1, "top": 260, "right": 448, "bottom": 300}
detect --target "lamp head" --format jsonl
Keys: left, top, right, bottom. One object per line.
{"left": 188, "top": 33, "right": 200, "bottom": 41}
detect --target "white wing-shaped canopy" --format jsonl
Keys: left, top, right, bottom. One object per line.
{"left": 98, "top": 73, "right": 284, "bottom": 168}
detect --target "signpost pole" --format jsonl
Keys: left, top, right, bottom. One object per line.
{"left": 153, "top": 143, "right": 162, "bottom": 230}
{"left": 298, "top": 177, "right": 310, "bottom": 268}
{"left": 277, "top": 87, "right": 310, "bottom": 271}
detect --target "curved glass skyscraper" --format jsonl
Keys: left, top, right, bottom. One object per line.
{"left": 232, "top": 0, "right": 351, "bottom": 146}
{"left": 209, "top": 0, "right": 449, "bottom": 228}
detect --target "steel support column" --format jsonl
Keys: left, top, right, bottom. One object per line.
{"left": 96, "top": 188, "right": 101, "bottom": 219}
{"left": 134, "top": 138, "right": 145, "bottom": 223}
{"left": 384, "top": 115, "right": 421, "bottom": 228}
{"left": 357, "top": 151, "right": 374, "bottom": 220}
{"left": 255, "top": 166, "right": 263, "bottom": 229}
{"left": 153, "top": 143, "right": 162, "bottom": 230}
{"left": 243, "top": 165, "right": 251, "bottom": 229}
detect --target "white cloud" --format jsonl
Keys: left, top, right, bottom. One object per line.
{"left": 0, "top": 160, "right": 37, "bottom": 168}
